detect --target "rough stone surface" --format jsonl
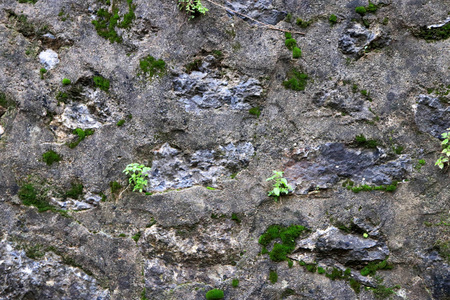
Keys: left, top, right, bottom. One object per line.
{"left": 0, "top": 0, "right": 449, "bottom": 299}
{"left": 39, "top": 49, "right": 60, "bottom": 70}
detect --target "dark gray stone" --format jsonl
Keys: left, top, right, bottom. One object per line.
{"left": 415, "top": 94, "right": 450, "bottom": 139}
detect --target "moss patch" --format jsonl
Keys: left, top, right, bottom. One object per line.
{"left": 269, "top": 270, "right": 278, "bottom": 283}
{"left": 93, "top": 76, "right": 110, "bottom": 91}
{"left": 259, "top": 224, "right": 307, "bottom": 262}
{"left": 283, "top": 69, "right": 308, "bottom": 91}
{"left": 68, "top": 128, "right": 94, "bottom": 149}
{"left": 417, "top": 22, "right": 450, "bottom": 41}
{"left": 205, "top": 289, "right": 224, "bottom": 300}
{"left": 42, "top": 150, "right": 62, "bottom": 166}
{"left": 139, "top": 55, "right": 166, "bottom": 79}
{"left": 18, "top": 183, "right": 68, "bottom": 217}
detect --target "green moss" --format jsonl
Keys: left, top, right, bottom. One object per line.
{"left": 259, "top": 224, "right": 307, "bottom": 262}
{"left": 435, "top": 240, "right": 450, "bottom": 262}
{"left": 349, "top": 278, "right": 361, "bottom": 293}
{"left": 355, "top": 6, "right": 366, "bottom": 15}
{"left": 285, "top": 13, "right": 292, "bottom": 23}
{"left": 132, "top": 231, "right": 141, "bottom": 242}
{"left": 117, "top": 119, "right": 125, "bottom": 126}
{"left": 139, "top": 55, "right": 166, "bottom": 79}
{"left": 288, "top": 259, "right": 293, "bottom": 268}
{"left": 56, "top": 91, "right": 69, "bottom": 104}
{"left": 393, "top": 145, "right": 404, "bottom": 155}
{"left": 360, "top": 89, "right": 368, "bottom": 96}
{"left": 329, "top": 14, "right": 337, "bottom": 24}
{"left": 118, "top": 0, "right": 136, "bottom": 28}
{"left": 296, "top": 18, "right": 311, "bottom": 28}
{"left": 231, "top": 213, "right": 241, "bottom": 224}
{"left": 40, "top": 67, "right": 47, "bottom": 79}
{"left": 318, "top": 266, "right": 326, "bottom": 274}
{"left": 212, "top": 50, "right": 223, "bottom": 59}
{"left": 283, "top": 69, "right": 308, "bottom": 91}
{"left": 92, "top": 8, "right": 122, "bottom": 43}
{"left": 354, "top": 134, "right": 378, "bottom": 149}
{"left": 367, "top": 2, "right": 378, "bottom": 13}
{"left": 249, "top": 107, "right": 261, "bottom": 118}
{"left": 382, "top": 17, "right": 389, "bottom": 25}
{"left": 360, "top": 259, "right": 393, "bottom": 276}
{"left": 305, "top": 263, "right": 317, "bottom": 272}
{"left": 281, "top": 288, "right": 295, "bottom": 298}
{"left": 326, "top": 267, "right": 348, "bottom": 280}
{"left": 206, "top": 186, "right": 216, "bottom": 190}
{"left": 284, "top": 32, "right": 292, "bottom": 39}
{"left": 119, "top": 233, "right": 126, "bottom": 237}
{"left": 110, "top": 181, "right": 122, "bottom": 194}
{"left": 417, "top": 22, "right": 450, "bottom": 41}
{"left": 18, "top": 0, "right": 38, "bottom": 3}
{"left": 369, "top": 284, "right": 400, "bottom": 299}
{"left": 205, "top": 289, "right": 224, "bottom": 300}
{"left": 25, "top": 245, "right": 45, "bottom": 259}
{"left": 292, "top": 47, "right": 302, "bottom": 59}
{"left": 93, "top": 76, "right": 110, "bottom": 91}
{"left": 231, "top": 278, "right": 239, "bottom": 288}
{"left": 42, "top": 150, "right": 61, "bottom": 166}
{"left": 68, "top": 128, "right": 94, "bottom": 148}
{"left": 64, "top": 182, "right": 83, "bottom": 200}
{"left": 285, "top": 38, "right": 297, "bottom": 50}
{"left": 0, "top": 92, "right": 15, "bottom": 109}
{"left": 185, "top": 59, "right": 202, "bottom": 73}
{"left": 18, "top": 183, "right": 67, "bottom": 216}
{"left": 269, "top": 270, "right": 278, "bottom": 284}
{"left": 62, "top": 78, "right": 71, "bottom": 85}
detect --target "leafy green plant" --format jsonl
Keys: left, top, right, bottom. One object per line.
{"left": 139, "top": 55, "right": 166, "bottom": 79}
{"left": 62, "top": 78, "right": 71, "bottom": 85}
{"left": 436, "top": 128, "right": 450, "bottom": 169}
{"left": 205, "top": 289, "right": 224, "bottom": 300}
{"left": 178, "top": 0, "right": 208, "bottom": 19}
{"left": 329, "top": 14, "right": 337, "bottom": 24}
{"left": 269, "top": 270, "right": 278, "bottom": 283}
{"left": 42, "top": 150, "right": 61, "bottom": 166}
{"left": 283, "top": 69, "right": 308, "bottom": 91}
{"left": 93, "top": 76, "right": 110, "bottom": 91}
{"left": 231, "top": 278, "right": 239, "bottom": 288}
{"left": 266, "top": 171, "right": 293, "bottom": 201}
{"left": 292, "top": 47, "right": 302, "bottom": 59}
{"left": 123, "top": 163, "right": 151, "bottom": 192}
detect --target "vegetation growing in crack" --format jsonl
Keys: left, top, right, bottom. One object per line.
{"left": 139, "top": 55, "right": 166, "bottom": 79}
{"left": 67, "top": 128, "right": 94, "bottom": 149}
{"left": 18, "top": 183, "right": 68, "bottom": 217}
{"left": 42, "top": 150, "right": 61, "bottom": 166}
{"left": 329, "top": 14, "right": 337, "bottom": 25}
{"left": 123, "top": 163, "right": 151, "bottom": 192}
{"left": 259, "top": 224, "right": 307, "bottom": 261}
{"left": 269, "top": 270, "right": 278, "bottom": 284}
{"left": 354, "top": 134, "right": 378, "bottom": 149}
{"left": 417, "top": 22, "right": 450, "bottom": 41}
{"left": 249, "top": 106, "right": 261, "bottom": 118}
{"left": 342, "top": 179, "right": 399, "bottom": 193}
{"left": 266, "top": 171, "right": 293, "bottom": 202}
{"left": 283, "top": 69, "right": 308, "bottom": 91}
{"left": 93, "top": 76, "right": 110, "bottom": 91}
{"left": 178, "top": 0, "right": 208, "bottom": 20}
{"left": 0, "top": 92, "right": 16, "bottom": 109}
{"left": 435, "top": 128, "right": 450, "bottom": 169}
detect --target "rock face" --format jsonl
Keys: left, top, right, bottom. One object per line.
{"left": 0, "top": 0, "right": 449, "bottom": 299}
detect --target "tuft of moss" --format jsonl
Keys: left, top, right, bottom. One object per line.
{"left": 349, "top": 278, "right": 361, "bottom": 294}
{"left": 42, "top": 150, "right": 61, "bottom": 166}
{"left": 231, "top": 213, "right": 241, "bottom": 224}
{"left": 249, "top": 107, "right": 261, "bottom": 118}
{"left": 296, "top": 18, "right": 310, "bottom": 28}
{"left": 354, "top": 134, "right": 378, "bottom": 149}
{"left": 118, "top": 0, "right": 136, "bottom": 28}
{"left": 360, "top": 259, "right": 393, "bottom": 276}
{"left": 284, "top": 32, "right": 292, "bottom": 39}
{"left": 283, "top": 69, "right": 308, "bottom": 91}
{"left": 139, "top": 55, "right": 166, "bottom": 78}
{"left": 40, "top": 67, "right": 47, "bottom": 79}
{"left": 56, "top": 91, "right": 69, "bottom": 104}
{"left": 132, "top": 231, "right": 141, "bottom": 242}
{"left": 355, "top": 6, "right": 367, "bottom": 15}
{"left": 367, "top": 2, "right": 378, "bottom": 13}
{"left": 292, "top": 47, "right": 302, "bottom": 59}
{"left": 285, "top": 38, "right": 297, "bottom": 51}
{"left": 288, "top": 260, "right": 294, "bottom": 268}
{"left": 18, "top": 0, "right": 38, "bottom": 3}
{"left": 185, "top": 59, "right": 202, "bottom": 73}
{"left": 417, "top": 22, "right": 450, "bottom": 41}
{"left": 62, "top": 78, "right": 71, "bottom": 85}
{"left": 305, "top": 263, "right": 317, "bottom": 272}
{"left": 117, "top": 119, "right": 125, "bottom": 126}
{"left": 68, "top": 128, "right": 94, "bottom": 149}
{"left": 110, "top": 181, "right": 122, "bottom": 194}
{"left": 64, "top": 182, "right": 83, "bottom": 200}
{"left": 93, "top": 76, "right": 110, "bottom": 91}
{"left": 285, "top": 13, "right": 292, "bottom": 23}
{"left": 18, "top": 183, "right": 67, "bottom": 216}
{"left": 269, "top": 270, "right": 278, "bottom": 284}
{"left": 318, "top": 266, "right": 326, "bottom": 274}
{"left": 259, "top": 224, "right": 307, "bottom": 261}
{"left": 212, "top": 50, "right": 223, "bottom": 59}
{"left": 25, "top": 245, "right": 45, "bottom": 259}
{"left": 329, "top": 14, "right": 337, "bottom": 24}
{"left": 231, "top": 278, "right": 239, "bottom": 288}
{"left": 205, "top": 289, "right": 224, "bottom": 300}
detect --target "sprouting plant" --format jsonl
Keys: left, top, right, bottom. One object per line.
{"left": 178, "top": 0, "right": 208, "bottom": 19}
{"left": 123, "top": 163, "right": 151, "bottom": 192}
{"left": 40, "top": 67, "right": 47, "bottom": 79}
{"left": 266, "top": 171, "right": 293, "bottom": 202}
{"left": 436, "top": 128, "right": 450, "bottom": 169}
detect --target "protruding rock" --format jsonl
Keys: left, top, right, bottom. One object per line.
{"left": 38, "top": 49, "right": 60, "bottom": 70}
{"left": 415, "top": 95, "right": 450, "bottom": 139}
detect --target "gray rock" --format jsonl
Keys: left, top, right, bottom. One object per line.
{"left": 225, "top": 0, "right": 287, "bottom": 25}
{"left": 338, "top": 24, "right": 390, "bottom": 58}
{"left": 59, "top": 103, "right": 102, "bottom": 130}
{"left": 38, "top": 49, "right": 60, "bottom": 70}
{"left": 146, "top": 142, "right": 254, "bottom": 192}
{"left": 294, "top": 226, "right": 389, "bottom": 265}
{"left": 415, "top": 94, "right": 450, "bottom": 139}
{"left": 0, "top": 240, "right": 110, "bottom": 300}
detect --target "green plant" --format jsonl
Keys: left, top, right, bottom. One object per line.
{"left": 349, "top": 278, "right": 361, "bottom": 293}
{"left": 393, "top": 145, "right": 404, "bottom": 155}
{"left": 329, "top": 14, "right": 337, "bottom": 24}
{"left": 232, "top": 278, "right": 239, "bottom": 288}
{"left": 185, "top": 59, "right": 202, "bottom": 73}
{"left": 56, "top": 91, "right": 68, "bottom": 104}
{"left": 285, "top": 38, "right": 297, "bottom": 50}
{"left": 296, "top": 18, "right": 310, "bottom": 28}
{"left": 417, "top": 22, "right": 450, "bottom": 41}
{"left": 360, "top": 259, "right": 393, "bottom": 276}
{"left": 18, "top": 183, "right": 67, "bottom": 216}
{"left": 64, "top": 182, "right": 83, "bottom": 199}
{"left": 367, "top": 2, "right": 378, "bottom": 13}
{"left": 249, "top": 107, "right": 261, "bottom": 118}
{"left": 0, "top": 92, "right": 14, "bottom": 108}
{"left": 18, "top": 0, "right": 38, "bottom": 3}
{"left": 205, "top": 289, "right": 224, "bottom": 300}
{"left": 93, "top": 76, "right": 110, "bottom": 91}
{"left": 415, "top": 159, "right": 426, "bottom": 170}
{"left": 285, "top": 32, "right": 292, "bottom": 39}
{"left": 436, "top": 128, "right": 450, "bottom": 169}
{"left": 132, "top": 231, "right": 141, "bottom": 242}
{"left": 110, "top": 181, "right": 122, "bottom": 194}
{"left": 119, "top": 233, "right": 126, "bottom": 237}
{"left": 269, "top": 270, "right": 278, "bottom": 283}
{"left": 118, "top": 0, "right": 136, "bottom": 28}
{"left": 354, "top": 134, "right": 378, "bottom": 149}
{"left": 355, "top": 6, "right": 366, "bottom": 15}
{"left": 266, "top": 171, "right": 293, "bottom": 202}
{"left": 285, "top": 13, "right": 292, "bottom": 23}
{"left": 288, "top": 260, "right": 293, "bottom": 268}
{"left": 318, "top": 266, "right": 326, "bottom": 274}
{"left": 178, "top": 0, "right": 208, "bottom": 19}
{"left": 231, "top": 213, "right": 241, "bottom": 224}
{"left": 283, "top": 69, "right": 308, "bottom": 91}
{"left": 259, "top": 224, "right": 307, "bottom": 261}
{"left": 25, "top": 245, "right": 45, "bottom": 259}
{"left": 123, "top": 163, "right": 151, "bottom": 192}
{"left": 68, "top": 128, "right": 94, "bottom": 148}
{"left": 42, "top": 150, "right": 61, "bottom": 165}
{"left": 40, "top": 67, "right": 47, "bottom": 79}
{"left": 292, "top": 47, "right": 302, "bottom": 59}
{"left": 139, "top": 55, "right": 166, "bottom": 79}
{"left": 117, "top": 119, "right": 125, "bottom": 126}
{"left": 62, "top": 78, "right": 71, "bottom": 85}
{"left": 212, "top": 50, "right": 223, "bottom": 59}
